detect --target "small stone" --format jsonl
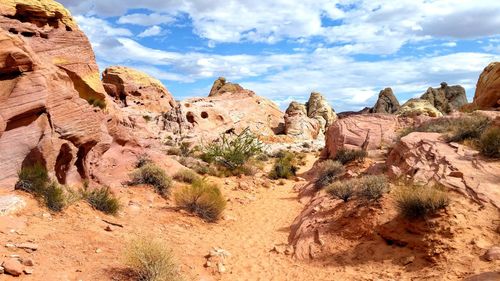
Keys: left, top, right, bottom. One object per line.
{"left": 2, "top": 258, "right": 23, "bottom": 276}
{"left": 95, "top": 248, "right": 102, "bottom": 253}
{"left": 24, "top": 268, "right": 33, "bottom": 275}
{"left": 271, "top": 245, "right": 286, "bottom": 254}
{"left": 217, "top": 262, "right": 226, "bottom": 273}
{"left": 401, "top": 256, "right": 415, "bottom": 265}
{"left": 5, "top": 243, "right": 15, "bottom": 248}
{"left": 104, "top": 226, "right": 112, "bottom": 232}
{"left": 22, "top": 258, "right": 34, "bottom": 266}
{"left": 0, "top": 266, "right": 4, "bottom": 274}
{"left": 17, "top": 242, "right": 38, "bottom": 251}
{"left": 483, "top": 246, "right": 500, "bottom": 261}
{"left": 204, "top": 260, "right": 212, "bottom": 268}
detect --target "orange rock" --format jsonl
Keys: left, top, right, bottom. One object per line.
{"left": 473, "top": 62, "right": 500, "bottom": 110}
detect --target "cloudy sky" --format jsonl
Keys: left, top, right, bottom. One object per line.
{"left": 59, "top": 0, "right": 500, "bottom": 112}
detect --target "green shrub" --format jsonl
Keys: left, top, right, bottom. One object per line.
{"left": 87, "top": 98, "right": 106, "bottom": 109}
{"left": 143, "top": 115, "right": 152, "bottom": 122}
{"left": 314, "top": 160, "right": 344, "bottom": 189}
{"left": 173, "top": 169, "right": 201, "bottom": 184}
{"left": 136, "top": 154, "right": 152, "bottom": 168}
{"left": 334, "top": 148, "right": 367, "bottom": 165}
{"left": 358, "top": 175, "right": 389, "bottom": 201}
{"left": 327, "top": 180, "right": 356, "bottom": 202}
{"left": 395, "top": 184, "right": 449, "bottom": 219}
{"left": 269, "top": 151, "right": 298, "bottom": 179}
{"left": 84, "top": 186, "right": 121, "bottom": 215}
{"left": 175, "top": 179, "right": 226, "bottom": 222}
{"left": 201, "top": 128, "right": 263, "bottom": 170}
{"left": 130, "top": 163, "right": 172, "bottom": 196}
{"left": 479, "top": 126, "right": 500, "bottom": 158}
{"left": 44, "top": 181, "right": 67, "bottom": 212}
{"left": 125, "top": 237, "right": 183, "bottom": 281}
{"left": 166, "top": 147, "right": 182, "bottom": 156}
{"left": 446, "top": 115, "right": 490, "bottom": 143}
{"left": 255, "top": 154, "right": 269, "bottom": 162}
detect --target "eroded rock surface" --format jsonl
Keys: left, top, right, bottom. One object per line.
{"left": 397, "top": 98, "right": 443, "bottom": 117}
{"left": 473, "top": 62, "right": 500, "bottom": 109}
{"left": 421, "top": 82, "right": 467, "bottom": 113}
{"left": 307, "top": 92, "right": 337, "bottom": 132}
{"left": 208, "top": 77, "right": 244, "bottom": 97}
{"left": 284, "top": 102, "right": 321, "bottom": 140}
{"left": 371, "top": 88, "right": 400, "bottom": 114}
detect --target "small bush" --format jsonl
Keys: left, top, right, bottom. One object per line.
{"left": 175, "top": 179, "right": 226, "bottom": 222}
{"left": 314, "top": 160, "right": 344, "bottom": 189}
{"left": 446, "top": 115, "right": 490, "bottom": 143}
{"left": 201, "top": 128, "right": 263, "bottom": 170}
{"left": 84, "top": 186, "right": 121, "bottom": 215}
{"left": 136, "top": 154, "right": 152, "bottom": 168}
{"left": 327, "top": 180, "right": 356, "bottom": 202}
{"left": 125, "top": 237, "right": 183, "bottom": 281}
{"left": 44, "top": 181, "right": 67, "bottom": 212}
{"left": 269, "top": 151, "right": 298, "bottom": 179}
{"left": 130, "top": 164, "right": 172, "bottom": 196}
{"left": 358, "top": 175, "right": 389, "bottom": 201}
{"left": 143, "top": 115, "right": 152, "bottom": 122}
{"left": 87, "top": 98, "right": 106, "bottom": 109}
{"left": 334, "top": 148, "right": 367, "bottom": 165}
{"left": 173, "top": 169, "right": 201, "bottom": 184}
{"left": 395, "top": 184, "right": 449, "bottom": 219}
{"left": 479, "top": 126, "right": 500, "bottom": 158}
{"left": 166, "top": 147, "right": 182, "bottom": 156}
{"left": 255, "top": 154, "right": 269, "bottom": 162}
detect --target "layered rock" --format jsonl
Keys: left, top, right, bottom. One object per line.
{"left": 284, "top": 102, "right": 321, "bottom": 140}
{"left": 321, "top": 114, "right": 411, "bottom": 159}
{"left": 387, "top": 132, "right": 500, "bottom": 208}
{"left": 102, "top": 66, "right": 176, "bottom": 113}
{"left": 421, "top": 82, "right": 467, "bottom": 113}
{"left": 162, "top": 82, "right": 284, "bottom": 142}
{"left": 307, "top": 92, "right": 337, "bottom": 131}
{"left": 0, "top": 29, "right": 110, "bottom": 187}
{"left": 397, "top": 98, "right": 443, "bottom": 117}
{"left": 371, "top": 88, "right": 400, "bottom": 114}
{"left": 473, "top": 62, "right": 500, "bottom": 109}
{"left": 0, "top": 0, "right": 106, "bottom": 103}
{"left": 208, "top": 77, "right": 244, "bottom": 97}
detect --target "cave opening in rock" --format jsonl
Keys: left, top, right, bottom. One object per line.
{"left": 186, "top": 112, "right": 196, "bottom": 124}
{"left": 55, "top": 143, "right": 73, "bottom": 184}
{"left": 201, "top": 111, "right": 209, "bottom": 119}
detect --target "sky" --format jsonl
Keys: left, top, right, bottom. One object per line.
{"left": 59, "top": 0, "right": 500, "bottom": 112}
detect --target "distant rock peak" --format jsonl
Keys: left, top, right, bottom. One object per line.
{"left": 208, "top": 77, "right": 244, "bottom": 97}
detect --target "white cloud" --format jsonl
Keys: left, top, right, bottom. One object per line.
{"left": 118, "top": 13, "right": 176, "bottom": 26}
{"left": 138, "top": 25, "right": 163, "bottom": 37}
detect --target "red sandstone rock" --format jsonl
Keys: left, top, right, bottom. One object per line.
{"left": 284, "top": 102, "right": 321, "bottom": 140}
{"left": 473, "top": 62, "right": 500, "bottom": 109}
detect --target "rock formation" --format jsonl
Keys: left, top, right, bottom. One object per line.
{"left": 473, "top": 62, "right": 500, "bottom": 109}
{"left": 208, "top": 77, "right": 244, "bottom": 97}
{"left": 421, "top": 82, "right": 467, "bottom": 113}
{"left": 371, "top": 88, "right": 400, "bottom": 114}
{"left": 284, "top": 102, "right": 321, "bottom": 140}
{"left": 397, "top": 98, "right": 443, "bottom": 117}
{"left": 307, "top": 92, "right": 337, "bottom": 131}
{"left": 162, "top": 80, "right": 284, "bottom": 142}
{"left": 102, "top": 66, "right": 176, "bottom": 113}
{"left": 0, "top": 0, "right": 107, "bottom": 104}
{"left": 387, "top": 131, "right": 500, "bottom": 208}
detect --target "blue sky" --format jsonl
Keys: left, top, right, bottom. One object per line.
{"left": 59, "top": 0, "right": 500, "bottom": 112}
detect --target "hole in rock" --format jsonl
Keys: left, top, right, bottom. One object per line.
{"left": 55, "top": 143, "right": 73, "bottom": 184}
{"left": 201, "top": 112, "right": 209, "bottom": 119}
{"left": 186, "top": 112, "right": 196, "bottom": 124}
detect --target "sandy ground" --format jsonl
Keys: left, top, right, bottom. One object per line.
{"left": 0, "top": 153, "right": 498, "bottom": 281}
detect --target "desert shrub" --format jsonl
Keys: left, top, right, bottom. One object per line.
{"left": 175, "top": 179, "right": 226, "bottom": 222}
{"left": 136, "top": 153, "right": 152, "bottom": 168}
{"left": 314, "top": 160, "right": 344, "bottom": 189}
{"left": 84, "top": 186, "right": 121, "bottom": 215}
{"left": 446, "top": 115, "right": 490, "bottom": 143}
{"left": 358, "top": 175, "right": 389, "bottom": 201}
{"left": 302, "top": 142, "right": 311, "bottom": 148}
{"left": 130, "top": 163, "right": 172, "bottom": 196}
{"left": 395, "top": 184, "right": 449, "bottom": 219}
{"left": 327, "top": 180, "right": 356, "bottom": 202}
{"left": 269, "top": 151, "right": 298, "bottom": 179}
{"left": 173, "top": 169, "right": 201, "bottom": 184}
{"left": 255, "top": 154, "right": 269, "bottom": 162}
{"left": 16, "top": 164, "right": 66, "bottom": 211}
{"left": 166, "top": 147, "right": 182, "bottom": 156}
{"left": 87, "top": 98, "right": 106, "bottom": 109}
{"left": 43, "top": 181, "right": 67, "bottom": 212}
{"left": 334, "top": 148, "right": 368, "bottom": 165}
{"left": 478, "top": 126, "right": 500, "bottom": 158}
{"left": 125, "top": 237, "right": 183, "bottom": 281}
{"left": 201, "top": 128, "right": 263, "bottom": 170}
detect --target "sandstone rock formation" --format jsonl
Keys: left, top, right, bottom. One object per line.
{"left": 421, "top": 82, "right": 467, "bottom": 113}
{"left": 0, "top": 29, "right": 110, "bottom": 187}
{"left": 208, "top": 77, "right": 244, "bottom": 97}
{"left": 0, "top": 0, "right": 107, "bottom": 103}
{"left": 473, "top": 62, "right": 500, "bottom": 109}
{"left": 102, "top": 66, "right": 176, "bottom": 113}
{"left": 397, "top": 98, "right": 443, "bottom": 117}
{"left": 321, "top": 114, "right": 411, "bottom": 159}
{"left": 371, "top": 88, "right": 400, "bottom": 114}
{"left": 307, "top": 92, "right": 337, "bottom": 131}
{"left": 162, "top": 82, "right": 284, "bottom": 142}
{"left": 387, "top": 132, "right": 500, "bottom": 208}
{"left": 284, "top": 102, "right": 321, "bottom": 140}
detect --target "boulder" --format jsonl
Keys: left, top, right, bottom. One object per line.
{"left": 371, "top": 88, "right": 400, "bottom": 114}
{"left": 482, "top": 246, "right": 500, "bottom": 261}
{"left": 321, "top": 114, "right": 409, "bottom": 159}
{"left": 387, "top": 132, "right": 500, "bottom": 208}
{"left": 464, "top": 272, "right": 500, "bottom": 281}
{"left": 421, "top": 82, "right": 467, "bottom": 113}
{"left": 2, "top": 258, "right": 23, "bottom": 276}
{"left": 0, "top": 0, "right": 107, "bottom": 103}
{"left": 397, "top": 98, "right": 443, "bottom": 117}
{"left": 473, "top": 62, "right": 500, "bottom": 109}
{"left": 284, "top": 102, "right": 321, "bottom": 140}
{"left": 208, "top": 77, "right": 244, "bottom": 97}
{"left": 307, "top": 92, "right": 337, "bottom": 131}
{"left": 102, "top": 66, "right": 176, "bottom": 113}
